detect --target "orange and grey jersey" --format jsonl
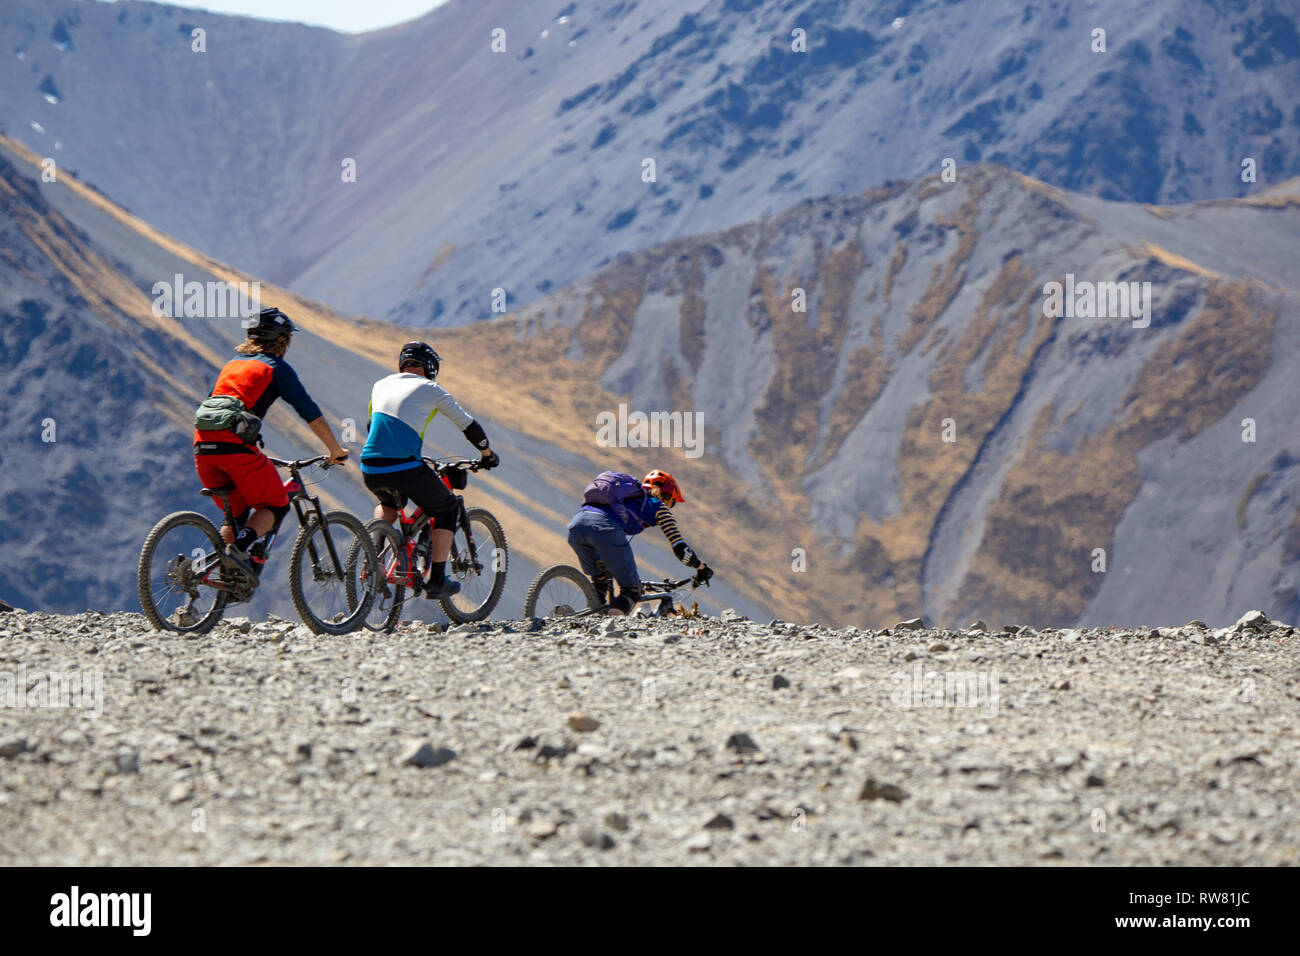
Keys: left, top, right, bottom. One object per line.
{"left": 361, "top": 372, "right": 477, "bottom": 475}
{"left": 194, "top": 352, "right": 321, "bottom": 452}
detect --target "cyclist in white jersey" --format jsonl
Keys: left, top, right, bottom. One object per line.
{"left": 361, "top": 341, "right": 499, "bottom": 598}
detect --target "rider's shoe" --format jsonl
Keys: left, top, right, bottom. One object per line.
{"left": 225, "top": 544, "right": 260, "bottom": 583}
{"left": 424, "top": 578, "right": 461, "bottom": 599}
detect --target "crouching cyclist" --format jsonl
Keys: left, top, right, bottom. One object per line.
{"left": 361, "top": 341, "right": 499, "bottom": 599}
{"left": 567, "top": 469, "right": 713, "bottom": 615}
{"left": 194, "top": 307, "right": 349, "bottom": 583}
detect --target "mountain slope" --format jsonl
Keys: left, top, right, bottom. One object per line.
{"left": 1, "top": 0, "right": 1296, "bottom": 327}
{"left": 447, "top": 164, "right": 1300, "bottom": 628}
{"left": 0, "top": 134, "right": 766, "bottom": 620}
{"left": 4, "top": 127, "right": 1300, "bottom": 628}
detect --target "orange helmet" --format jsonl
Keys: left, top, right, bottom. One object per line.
{"left": 643, "top": 469, "right": 684, "bottom": 504}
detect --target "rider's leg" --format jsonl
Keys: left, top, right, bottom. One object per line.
{"left": 213, "top": 495, "right": 271, "bottom": 545}
{"left": 234, "top": 508, "right": 276, "bottom": 544}
{"left": 592, "top": 560, "right": 613, "bottom": 606}
{"left": 567, "top": 516, "right": 625, "bottom": 610}
{"left": 248, "top": 503, "right": 290, "bottom": 558}
{"left": 362, "top": 478, "right": 403, "bottom": 526}
{"left": 226, "top": 453, "right": 290, "bottom": 568}
{"left": 566, "top": 523, "right": 602, "bottom": 577}
{"left": 430, "top": 528, "right": 454, "bottom": 563}
{"left": 197, "top": 457, "right": 246, "bottom": 546}
{"left": 578, "top": 514, "right": 639, "bottom": 616}
{"left": 219, "top": 507, "right": 273, "bottom": 548}
{"left": 402, "top": 465, "right": 460, "bottom": 593}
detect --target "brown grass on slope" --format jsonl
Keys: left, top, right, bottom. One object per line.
{"left": 954, "top": 282, "right": 1276, "bottom": 625}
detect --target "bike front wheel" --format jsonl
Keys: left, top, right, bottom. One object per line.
{"left": 440, "top": 507, "right": 508, "bottom": 623}
{"left": 137, "top": 511, "right": 230, "bottom": 635}
{"left": 523, "top": 564, "right": 599, "bottom": 621}
{"left": 289, "top": 510, "right": 378, "bottom": 634}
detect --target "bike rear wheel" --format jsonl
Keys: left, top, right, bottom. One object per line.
{"left": 346, "top": 519, "right": 409, "bottom": 632}
{"left": 440, "top": 507, "right": 508, "bottom": 623}
{"left": 137, "top": 511, "right": 230, "bottom": 635}
{"left": 523, "top": 564, "right": 600, "bottom": 620}
{"left": 289, "top": 510, "right": 378, "bottom": 634}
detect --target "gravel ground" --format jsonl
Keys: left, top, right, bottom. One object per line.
{"left": 1, "top": 608, "right": 1297, "bottom": 865}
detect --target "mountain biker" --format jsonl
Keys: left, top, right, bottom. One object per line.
{"left": 194, "top": 307, "right": 349, "bottom": 580}
{"left": 567, "top": 469, "right": 713, "bottom": 615}
{"left": 360, "top": 341, "right": 499, "bottom": 599}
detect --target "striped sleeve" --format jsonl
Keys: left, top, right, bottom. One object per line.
{"left": 656, "top": 507, "right": 701, "bottom": 567}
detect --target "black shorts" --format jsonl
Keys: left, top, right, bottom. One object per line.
{"left": 362, "top": 464, "right": 458, "bottom": 528}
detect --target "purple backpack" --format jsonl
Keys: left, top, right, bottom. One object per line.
{"left": 583, "top": 471, "right": 650, "bottom": 529}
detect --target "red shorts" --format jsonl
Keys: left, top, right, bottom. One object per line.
{"left": 194, "top": 450, "right": 289, "bottom": 521}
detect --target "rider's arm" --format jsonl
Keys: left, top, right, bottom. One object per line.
{"left": 430, "top": 383, "right": 494, "bottom": 457}
{"left": 273, "top": 362, "right": 346, "bottom": 461}
{"left": 655, "top": 507, "right": 702, "bottom": 568}
{"left": 308, "top": 416, "right": 348, "bottom": 461}
{"left": 272, "top": 360, "right": 324, "bottom": 423}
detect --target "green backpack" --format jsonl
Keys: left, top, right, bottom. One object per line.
{"left": 194, "top": 395, "right": 262, "bottom": 444}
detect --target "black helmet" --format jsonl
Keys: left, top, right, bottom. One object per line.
{"left": 398, "top": 341, "right": 441, "bottom": 379}
{"left": 243, "top": 307, "right": 295, "bottom": 342}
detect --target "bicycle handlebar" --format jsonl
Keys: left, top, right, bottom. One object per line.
{"left": 266, "top": 455, "right": 338, "bottom": 471}
{"left": 424, "top": 456, "right": 483, "bottom": 473}
{"left": 645, "top": 575, "right": 710, "bottom": 592}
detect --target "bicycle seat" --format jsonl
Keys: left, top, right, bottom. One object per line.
{"left": 200, "top": 485, "right": 236, "bottom": 498}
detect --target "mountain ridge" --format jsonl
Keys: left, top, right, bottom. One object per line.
{"left": 3, "top": 0, "right": 1298, "bottom": 327}
{"left": 4, "top": 128, "right": 1300, "bottom": 628}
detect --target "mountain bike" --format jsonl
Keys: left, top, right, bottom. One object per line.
{"left": 138, "top": 456, "right": 379, "bottom": 636}
{"left": 347, "top": 456, "right": 508, "bottom": 630}
{"left": 523, "top": 565, "right": 712, "bottom": 620}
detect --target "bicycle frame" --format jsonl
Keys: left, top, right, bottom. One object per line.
{"left": 378, "top": 457, "right": 482, "bottom": 591}
{"left": 578, "top": 576, "right": 698, "bottom": 618}
{"left": 202, "top": 456, "right": 342, "bottom": 593}
{"left": 273, "top": 457, "right": 348, "bottom": 581}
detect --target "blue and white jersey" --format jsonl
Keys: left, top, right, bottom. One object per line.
{"left": 361, "top": 373, "right": 474, "bottom": 474}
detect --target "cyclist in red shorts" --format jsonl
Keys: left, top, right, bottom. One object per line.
{"left": 194, "top": 308, "right": 348, "bottom": 581}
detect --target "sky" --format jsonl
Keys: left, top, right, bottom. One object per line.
{"left": 99, "top": 0, "right": 451, "bottom": 34}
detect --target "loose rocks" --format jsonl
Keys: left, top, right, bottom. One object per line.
{"left": 1, "top": 608, "right": 1295, "bottom": 865}
{"left": 567, "top": 713, "right": 601, "bottom": 733}
{"left": 401, "top": 741, "right": 457, "bottom": 768}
